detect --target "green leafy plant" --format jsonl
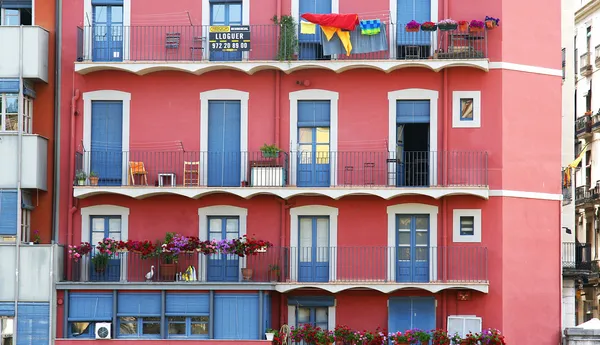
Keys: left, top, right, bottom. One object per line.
{"left": 89, "top": 171, "right": 98, "bottom": 177}
{"left": 91, "top": 252, "right": 110, "bottom": 272}
{"left": 75, "top": 170, "right": 87, "bottom": 180}
{"left": 272, "top": 15, "right": 298, "bottom": 61}
{"left": 260, "top": 143, "right": 280, "bottom": 158}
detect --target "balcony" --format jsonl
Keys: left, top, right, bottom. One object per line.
{"left": 73, "top": 150, "right": 489, "bottom": 200}
{"left": 0, "top": 26, "right": 49, "bottom": 82}
{"left": 0, "top": 244, "right": 64, "bottom": 302}
{"left": 575, "top": 185, "right": 599, "bottom": 206}
{"left": 595, "top": 45, "right": 600, "bottom": 68}
{"left": 576, "top": 114, "right": 592, "bottom": 139}
{"left": 60, "top": 246, "right": 489, "bottom": 293}
{"left": 563, "top": 242, "right": 592, "bottom": 276}
{"left": 0, "top": 134, "right": 48, "bottom": 190}
{"left": 581, "top": 53, "right": 593, "bottom": 77}
{"left": 74, "top": 24, "right": 489, "bottom": 75}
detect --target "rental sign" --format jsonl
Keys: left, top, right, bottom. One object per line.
{"left": 208, "top": 25, "right": 251, "bottom": 52}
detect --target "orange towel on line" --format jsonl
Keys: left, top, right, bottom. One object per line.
{"left": 321, "top": 26, "right": 352, "bottom": 56}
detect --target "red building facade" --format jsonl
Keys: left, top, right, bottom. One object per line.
{"left": 56, "top": 0, "right": 562, "bottom": 343}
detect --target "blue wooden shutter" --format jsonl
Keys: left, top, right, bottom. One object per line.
{"left": 287, "top": 296, "right": 335, "bottom": 307}
{"left": 214, "top": 294, "right": 259, "bottom": 340}
{"left": 298, "top": 101, "right": 330, "bottom": 127}
{"left": 411, "top": 297, "right": 436, "bottom": 331}
{"left": 263, "top": 293, "right": 271, "bottom": 333}
{"left": 17, "top": 303, "right": 50, "bottom": 345}
{"left": 388, "top": 297, "right": 412, "bottom": 332}
{"left": 0, "top": 79, "right": 19, "bottom": 92}
{"left": 414, "top": 0, "right": 431, "bottom": 23}
{"left": 396, "top": 100, "right": 430, "bottom": 123}
{"left": 224, "top": 101, "right": 241, "bottom": 153}
{"left": 1, "top": 0, "right": 32, "bottom": 9}
{"left": 0, "top": 303, "right": 15, "bottom": 316}
{"left": 68, "top": 293, "right": 113, "bottom": 321}
{"left": 165, "top": 293, "right": 209, "bottom": 316}
{"left": 0, "top": 190, "right": 18, "bottom": 236}
{"left": 117, "top": 293, "right": 161, "bottom": 316}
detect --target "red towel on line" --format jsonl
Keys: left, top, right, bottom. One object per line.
{"left": 300, "top": 13, "right": 359, "bottom": 31}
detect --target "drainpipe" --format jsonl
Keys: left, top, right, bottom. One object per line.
{"left": 66, "top": 88, "right": 80, "bottom": 280}
{"left": 274, "top": 0, "right": 282, "bottom": 147}
{"left": 13, "top": 24, "right": 25, "bottom": 345}
{"left": 442, "top": 67, "right": 450, "bottom": 329}
{"left": 52, "top": 0, "right": 63, "bottom": 242}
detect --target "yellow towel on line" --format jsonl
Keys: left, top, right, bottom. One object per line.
{"left": 321, "top": 26, "right": 352, "bottom": 56}
{"left": 300, "top": 21, "right": 316, "bottom": 34}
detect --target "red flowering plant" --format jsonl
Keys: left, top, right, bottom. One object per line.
{"left": 431, "top": 329, "right": 451, "bottom": 345}
{"left": 197, "top": 240, "right": 219, "bottom": 255}
{"left": 480, "top": 329, "right": 506, "bottom": 345}
{"left": 469, "top": 20, "right": 484, "bottom": 29}
{"left": 315, "top": 329, "right": 335, "bottom": 345}
{"left": 242, "top": 234, "right": 273, "bottom": 256}
{"left": 461, "top": 332, "right": 480, "bottom": 345}
{"left": 356, "top": 328, "right": 387, "bottom": 345}
{"left": 68, "top": 242, "right": 92, "bottom": 262}
{"left": 458, "top": 20, "right": 469, "bottom": 25}
{"left": 334, "top": 325, "right": 356, "bottom": 343}
{"left": 125, "top": 240, "right": 156, "bottom": 258}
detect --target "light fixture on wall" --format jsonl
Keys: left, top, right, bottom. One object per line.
{"left": 296, "top": 80, "right": 311, "bottom": 87}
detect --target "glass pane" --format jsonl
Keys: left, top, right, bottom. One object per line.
{"left": 191, "top": 316, "right": 209, "bottom": 322}
{"left": 119, "top": 317, "right": 137, "bottom": 335}
{"left": 297, "top": 308, "right": 310, "bottom": 322}
{"left": 144, "top": 317, "right": 160, "bottom": 322}
{"left": 5, "top": 115, "right": 17, "bottom": 131}
{"left": 315, "top": 128, "right": 329, "bottom": 143}
{"left": 70, "top": 322, "right": 92, "bottom": 337}
{"left": 225, "top": 231, "right": 237, "bottom": 240}
{"left": 397, "top": 232, "right": 410, "bottom": 245}
{"left": 168, "top": 322, "right": 186, "bottom": 335}
{"left": 211, "top": 4, "right": 225, "bottom": 23}
{"left": 94, "top": 25, "right": 107, "bottom": 42}
{"left": 91, "top": 233, "right": 104, "bottom": 248}
{"left": 397, "top": 216, "right": 411, "bottom": 230}
{"left": 5, "top": 10, "right": 19, "bottom": 25}
{"left": 315, "top": 308, "right": 328, "bottom": 322}
{"left": 398, "top": 247, "right": 410, "bottom": 260}
{"left": 5, "top": 95, "right": 18, "bottom": 113}
{"left": 226, "top": 218, "right": 238, "bottom": 233}
{"left": 316, "top": 219, "right": 329, "bottom": 262}
{"left": 228, "top": 4, "right": 242, "bottom": 23}
{"left": 298, "top": 128, "right": 313, "bottom": 143}
{"left": 142, "top": 322, "right": 160, "bottom": 335}
{"left": 209, "top": 218, "right": 222, "bottom": 233}
{"left": 415, "top": 247, "right": 428, "bottom": 261}
{"left": 315, "top": 146, "right": 329, "bottom": 164}
{"left": 111, "top": 6, "right": 123, "bottom": 23}
{"left": 94, "top": 6, "right": 107, "bottom": 23}
{"left": 168, "top": 317, "right": 185, "bottom": 322}
{"left": 92, "top": 218, "right": 105, "bottom": 232}
{"left": 299, "top": 145, "right": 312, "bottom": 164}
{"left": 415, "top": 232, "right": 427, "bottom": 245}
{"left": 415, "top": 216, "right": 428, "bottom": 230}
{"left": 109, "top": 218, "right": 121, "bottom": 232}
{"left": 191, "top": 323, "right": 208, "bottom": 335}
{"left": 299, "top": 218, "right": 312, "bottom": 262}
{"left": 460, "top": 98, "right": 474, "bottom": 120}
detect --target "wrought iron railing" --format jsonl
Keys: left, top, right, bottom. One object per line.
{"left": 563, "top": 242, "right": 592, "bottom": 270}
{"left": 576, "top": 115, "right": 592, "bottom": 137}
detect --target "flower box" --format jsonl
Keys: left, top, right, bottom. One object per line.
{"left": 458, "top": 21, "right": 469, "bottom": 32}
{"left": 421, "top": 22, "right": 437, "bottom": 31}
{"left": 438, "top": 24, "right": 458, "bottom": 31}
{"left": 470, "top": 27, "right": 484, "bottom": 32}
{"left": 405, "top": 26, "right": 420, "bottom": 32}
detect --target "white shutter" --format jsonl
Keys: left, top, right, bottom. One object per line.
{"left": 447, "top": 315, "right": 482, "bottom": 337}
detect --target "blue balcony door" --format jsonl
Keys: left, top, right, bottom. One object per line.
{"left": 207, "top": 216, "right": 240, "bottom": 282}
{"left": 298, "top": 0, "right": 331, "bottom": 60}
{"left": 298, "top": 217, "right": 329, "bottom": 282}
{"left": 388, "top": 297, "right": 435, "bottom": 335}
{"left": 90, "top": 101, "right": 123, "bottom": 186}
{"left": 210, "top": 2, "right": 243, "bottom": 61}
{"left": 92, "top": 5, "right": 123, "bottom": 62}
{"left": 397, "top": 0, "right": 431, "bottom": 46}
{"left": 396, "top": 101, "right": 430, "bottom": 187}
{"left": 396, "top": 215, "right": 429, "bottom": 283}
{"left": 297, "top": 101, "right": 330, "bottom": 187}
{"left": 207, "top": 100, "right": 241, "bottom": 187}
{"left": 89, "top": 216, "right": 121, "bottom": 282}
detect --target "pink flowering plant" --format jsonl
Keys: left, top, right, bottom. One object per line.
{"left": 68, "top": 242, "right": 92, "bottom": 262}
{"left": 406, "top": 20, "right": 421, "bottom": 30}
{"left": 91, "top": 238, "right": 120, "bottom": 272}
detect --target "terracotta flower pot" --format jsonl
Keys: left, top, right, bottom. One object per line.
{"left": 458, "top": 23, "right": 468, "bottom": 32}
{"left": 159, "top": 263, "right": 177, "bottom": 281}
{"left": 89, "top": 176, "right": 99, "bottom": 186}
{"left": 485, "top": 20, "right": 497, "bottom": 29}
{"left": 242, "top": 268, "right": 253, "bottom": 281}
{"left": 470, "top": 27, "right": 484, "bottom": 32}
{"left": 405, "top": 27, "right": 420, "bottom": 32}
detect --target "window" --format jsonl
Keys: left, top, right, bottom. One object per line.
{"left": 20, "top": 209, "right": 30, "bottom": 243}
{"left": 118, "top": 317, "right": 160, "bottom": 337}
{"left": 459, "top": 216, "right": 474, "bottom": 236}
{"left": 69, "top": 322, "right": 95, "bottom": 338}
{"left": 1, "top": 317, "right": 13, "bottom": 345}
{"left": 452, "top": 209, "right": 482, "bottom": 243}
{"left": 447, "top": 315, "right": 482, "bottom": 338}
{"left": 452, "top": 91, "right": 481, "bottom": 128}
{"left": 0, "top": 94, "right": 33, "bottom": 133}
{"left": 297, "top": 307, "right": 328, "bottom": 329}
{"left": 0, "top": 190, "right": 18, "bottom": 241}
{"left": 117, "top": 293, "right": 160, "bottom": 338}
{"left": 68, "top": 293, "right": 113, "bottom": 339}
{"left": 167, "top": 316, "right": 209, "bottom": 338}
{"left": 0, "top": 8, "right": 31, "bottom": 26}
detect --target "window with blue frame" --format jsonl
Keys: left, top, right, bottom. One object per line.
{"left": 68, "top": 293, "right": 113, "bottom": 338}
{"left": 117, "top": 293, "right": 161, "bottom": 338}
{"left": 165, "top": 293, "right": 210, "bottom": 339}
{"left": 288, "top": 296, "right": 333, "bottom": 331}
{"left": 0, "top": 190, "right": 18, "bottom": 239}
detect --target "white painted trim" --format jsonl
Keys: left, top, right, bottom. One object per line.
{"left": 286, "top": 300, "right": 336, "bottom": 331}
{"left": 83, "top": 0, "right": 131, "bottom": 60}
{"left": 287, "top": 305, "right": 296, "bottom": 328}
{"left": 452, "top": 91, "right": 481, "bottom": 128}
{"left": 289, "top": 205, "right": 339, "bottom": 282}
{"left": 388, "top": 89, "right": 439, "bottom": 186}
{"left": 80, "top": 205, "right": 130, "bottom": 282}
{"left": 452, "top": 209, "right": 482, "bottom": 243}
{"left": 82, "top": 90, "right": 131, "bottom": 184}
{"left": 289, "top": 89, "right": 339, "bottom": 186}
{"left": 389, "top": 0, "right": 438, "bottom": 56}
{"left": 197, "top": 205, "right": 248, "bottom": 282}
{"left": 199, "top": 89, "right": 250, "bottom": 185}
{"left": 488, "top": 189, "right": 562, "bottom": 201}
{"left": 489, "top": 62, "right": 563, "bottom": 77}
{"left": 201, "top": 0, "right": 250, "bottom": 60}
{"left": 387, "top": 203, "right": 438, "bottom": 282}
{"left": 328, "top": 306, "right": 335, "bottom": 330}
{"left": 276, "top": 282, "right": 488, "bottom": 294}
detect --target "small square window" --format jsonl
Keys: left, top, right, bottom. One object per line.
{"left": 460, "top": 216, "right": 475, "bottom": 236}
{"left": 460, "top": 98, "right": 474, "bottom": 121}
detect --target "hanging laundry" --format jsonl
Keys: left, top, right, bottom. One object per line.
{"left": 301, "top": 13, "right": 359, "bottom": 31}
{"left": 300, "top": 20, "right": 316, "bottom": 34}
{"left": 321, "top": 25, "right": 353, "bottom": 55}
{"left": 360, "top": 19, "right": 382, "bottom": 35}
{"left": 322, "top": 24, "right": 388, "bottom": 56}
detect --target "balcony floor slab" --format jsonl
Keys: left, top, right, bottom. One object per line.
{"left": 275, "top": 282, "right": 489, "bottom": 294}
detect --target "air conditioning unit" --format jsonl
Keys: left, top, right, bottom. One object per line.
{"left": 95, "top": 323, "right": 111, "bottom": 340}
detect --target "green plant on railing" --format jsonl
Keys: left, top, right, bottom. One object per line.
{"left": 272, "top": 15, "right": 298, "bottom": 61}
{"left": 260, "top": 143, "right": 280, "bottom": 158}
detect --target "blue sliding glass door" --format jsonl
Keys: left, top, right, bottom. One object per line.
{"left": 207, "top": 100, "right": 241, "bottom": 187}
{"left": 89, "top": 216, "right": 121, "bottom": 282}
{"left": 92, "top": 5, "right": 123, "bottom": 62}
{"left": 298, "top": 216, "right": 329, "bottom": 282}
{"left": 207, "top": 216, "right": 240, "bottom": 282}
{"left": 90, "top": 101, "right": 123, "bottom": 186}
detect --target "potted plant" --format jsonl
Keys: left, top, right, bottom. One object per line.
{"left": 431, "top": 329, "right": 451, "bottom": 345}
{"left": 405, "top": 20, "right": 421, "bottom": 32}
{"left": 268, "top": 264, "right": 280, "bottom": 282}
{"left": 89, "top": 171, "right": 99, "bottom": 186}
{"left": 91, "top": 252, "right": 110, "bottom": 273}
{"left": 485, "top": 16, "right": 500, "bottom": 30}
{"left": 389, "top": 330, "right": 411, "bottom": 345}
{"left": 458, "top": 20, "right": 469, "bottom": 32}
{"left": 272, "top": 15, "right": 298, "bottom": 61}
{"left": 266, "top": 328, "right": 277, "bottom": 341}
{"left": 32, "top": 230, "right": 41, "bottom": 244}
{"left": 75, "top": 170, "right": 87, "bottom": 186}
{"left": 461, "top": 333, "right": 480, "bottom": 345}
{"left": 421, "top": 21, "right": 437, "bottom": 31}
{"left": 260, "top": 143, "right": 280, "bottom": 158}
{"left": 412, "top": 329, "right": 431, "bottom": 345}
{"left": 315, "top": 329, "right": 335, "bottom": 345}
{"left": 479, "top": 329, "right": 506, "bottom": 345}
{"left": 156, "top": 232, "right": 182, "bottom": 281}
{"left": 450, "top": 333, "right": 463, "bottom": 344}
{"left": 438, "top": 19, "right": 458, "bottom": 31}
{"left": 469, "top": 20, "right": 485, "bottom": 32}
